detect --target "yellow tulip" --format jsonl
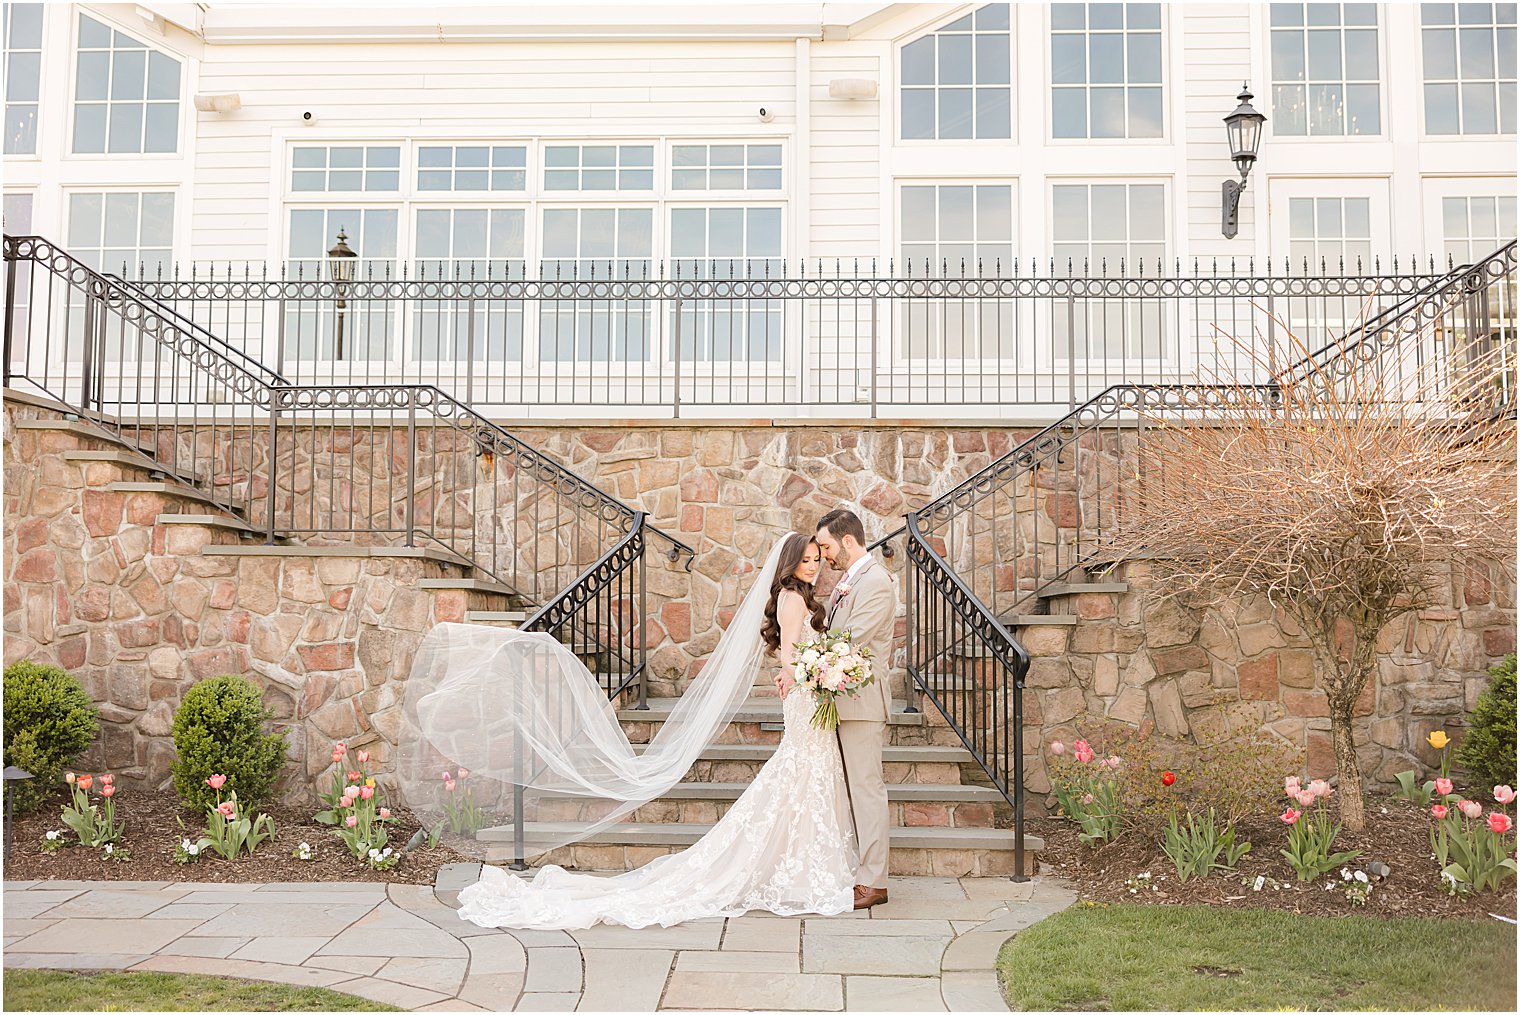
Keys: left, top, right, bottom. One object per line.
{"left": 365, "top": 777, "right": 375, "bottom": 788}
{"left": 1427, "top": 730, "right": 1450, "bottom": 750}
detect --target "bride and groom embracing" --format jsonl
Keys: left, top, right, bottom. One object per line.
{"left": 407, "top": 507, "right": 898, "bottom": 931}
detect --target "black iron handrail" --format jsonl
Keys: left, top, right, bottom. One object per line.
{"left": 1277, "top": 240, "right": 1517, "bottom": 390}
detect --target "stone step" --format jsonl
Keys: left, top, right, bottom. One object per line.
{"left": 1036, "top": 581, "right": 1129, "bottom": 598}
{"left": 417, "top": 577, "right": 518, "bottom": 597}
{"left": 641, "top": 743, "right": 977, "bottom": 786}
{"left": 464, "top": 610, "right": 529, "bottom": 625}
{"left": 11, "top": 417, "right": 158, "bottom": 458}
{"left": 479, "top": 823, "right": 1039, "bottom": 877}
{"left": 618, "top": 696, "right": 968, "bottom": 749}
{"left": 108, "top": 480, "right": 246, "bottom": 516}
{"left": 61, "top": 448, "right": 205, "bottom": 485}
{"left": 203, "top": 544, "right": 474, "bottom": 569}
{"left": 529, "top": 781, "right": 1008, "bottom": 827}
{"left": 1005, "top": 614, "right": 1078, "bottom": 626}
{"left": 157, "top": 513, "right": 269, "bottom": 538}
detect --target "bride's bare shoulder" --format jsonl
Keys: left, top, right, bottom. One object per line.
{"left": 776, "top": 588, "right": 806, "bottom": 613}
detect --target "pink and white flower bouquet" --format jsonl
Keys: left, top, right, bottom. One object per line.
{"left": 792, "top": 629, "right": 875, "bottom": 731}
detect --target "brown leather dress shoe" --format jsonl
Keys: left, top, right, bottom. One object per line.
{"left": 852, "top": 885, "right": 889, "bottom": 910}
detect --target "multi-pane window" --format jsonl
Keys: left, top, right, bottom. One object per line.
{"left": 671, "top": 145, "right": 782, "bottom": 190}
{"left": 1441, "top": 195, "right": 1517, "bottom": 263}
{"left": 417, "top": 145, "right": 527, "bottom": 192}
{"left": 4, "top": 4, "right": 43, "bottom": 155}
{"left": 66, "top": 191, "right": 174, "bottom": 274}
{"left": 1269, "top": 4, "right": 1381, "bottom": 136}
{"left": 285, "top": 208, "right": 398, "bottom": 360}
{"left": 900, "top": 4, "right": 1012, "bottom": 140}
{"left": 1050, "top": 3, "right": 1164, "bottom": 139}
{"left": 539, "top": 208, "right": 653, "bottom": 360}
{"left": 543, "top": 145, "right": 654, "bottom": 191}
{"left": 1052, "top": 183, "right": 1166, "bottom": 360}
{"left": 900, "top": 184, "right": 1014, "bottom": 276}
{"left": 4, "top": 192, "right": 35, "bottom": 348}
{"left": 291, "top": 146, "right": 401, "bottom": 193}
{"left": 3, "top": 192, "right": 33, "bottom": 232}
{"left": 412, "top": 208, "right": 526, "bottom": 361}
{"left": 1422, "top": 3, "right": 1517, "bottom": 135}
{"left": 1288, "top": 196, "right": 1373, "bottom": 268}
{"left": 899, "top": 184, "right": 1015, "bottom": 359}
{"left": 670, "top": 207, "right": 783, "bottom": 361}
{"left": 72, "top": 14, "right": 181, "bottom": 154}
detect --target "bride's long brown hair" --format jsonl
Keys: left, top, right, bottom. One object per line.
{"left": 761, "top": 532, "right": 826, "bottom": 655}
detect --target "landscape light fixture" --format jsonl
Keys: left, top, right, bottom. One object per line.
{"left": 1221, "top": 83, "right": 1267, "bottom": 239}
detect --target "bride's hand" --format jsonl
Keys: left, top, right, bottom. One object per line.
{"left": 775, "top": 673, "right": 795, "bottom": 700}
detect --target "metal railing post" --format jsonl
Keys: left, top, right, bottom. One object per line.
{"left": 80, "top": 292, "right": 98, "bottom": 413}
{"left": 870, "top": 296, "right": 879, "bottom": 418}
{"left": 1011, "top": 664, "right": 1028, "bottom": 883}
{"left": 3, "top": 251, "right": 17, "bottom": 388}
{"left": 1065, "top": 296, "right": 1077, "bottom": 412}
{"left": 265, "top": 394, "right": 280, "bottom": 543}
{"left": 637, "top": 538, "right": 649, "bottom": 710}
{"left": 672, "top": 296, "right": 683, "bottom": 420}
{"left": 405, "top": 392, "right": 417, "bottom": 547}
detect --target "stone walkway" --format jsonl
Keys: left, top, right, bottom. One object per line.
{"left": 2, "top": 868, "right": 1075, "bottom": 1011}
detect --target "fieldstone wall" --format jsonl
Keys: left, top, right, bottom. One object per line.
{"left": 1017, "top": 561, "right": 1515, "bottom": 802}
{"left": 5, "top": 399, "right": 1514, "bottom": 806}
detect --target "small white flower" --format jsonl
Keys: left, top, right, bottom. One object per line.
{"left": 104, "top": 844, "right": 114, "bottom": 854}
{"left": 1354, "top": 870, "right": 1368, "bottom": 883}
{"left": 368, "top": 848, "right": 381, "bottom": 858}
{"left": 45, "top": 830, "right": 60, "bottom": 841}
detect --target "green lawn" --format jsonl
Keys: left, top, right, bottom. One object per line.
{"left": 2, "top": 970, "right": 404, "bottom": 1012}
{"left": 998, "top": 903, "right": 1518, "bottom": 1012}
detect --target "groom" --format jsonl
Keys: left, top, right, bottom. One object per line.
{"left": 814, "top": 507, "right": 896, "bottom": 910}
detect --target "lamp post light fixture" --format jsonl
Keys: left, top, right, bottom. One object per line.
{"left": 327, "top": 227, "right": 358, "bottom": 360}
{"left": 3, "top": 765, "right": 34, "bottom": 862}
{"left": 1221, "top": 84, "right": 1267, "bottom": 239}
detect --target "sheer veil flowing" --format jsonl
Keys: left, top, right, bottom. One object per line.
{"left": 396, "top": 539, "right": 788, "bottom": 856}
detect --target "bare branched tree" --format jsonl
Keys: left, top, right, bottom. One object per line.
{"left": 1100, "top": 286, "right": 1516, "bottom": 832}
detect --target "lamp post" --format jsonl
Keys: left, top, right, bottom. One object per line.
{"left": 1221, "top": 84, "right": 1267, "bottom": 239}
{"left": 3, "top": 766, "right": 34, "bottom": 861}
{"left": 327, "top": 228, "right": 358, "bottom": 360}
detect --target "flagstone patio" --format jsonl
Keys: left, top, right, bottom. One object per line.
{"left": 1, "top": 867, "right": 1075, "bottom": 1011}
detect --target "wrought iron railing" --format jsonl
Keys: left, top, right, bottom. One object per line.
{"left": 3, "top": 234, "right": 692, "bottom": 699}
{"left": 101, "top": 255, "right": 1462, "bottom": 417}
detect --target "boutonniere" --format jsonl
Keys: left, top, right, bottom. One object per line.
{"left": 835, "top": 582, "right": 854, "bottom": 599}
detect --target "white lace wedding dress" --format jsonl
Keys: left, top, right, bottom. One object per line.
{"left": 455, "top": 685, "right": 858, "bottom": 930}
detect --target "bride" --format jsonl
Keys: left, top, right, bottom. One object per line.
{"left": 404, "top": 531, "right": 859, "bottom": 930}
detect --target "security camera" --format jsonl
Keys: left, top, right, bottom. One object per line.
{"left": 302, "top": 111, "right": 316, "bottom": 125}
{"left": 758, "top": 107, "right": 774, "bottom": 123}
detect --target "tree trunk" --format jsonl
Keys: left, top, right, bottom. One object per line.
{"left": 1330, "top": 697, "right": 1365, "bottom": 833}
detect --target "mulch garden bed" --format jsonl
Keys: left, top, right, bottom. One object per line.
{"left": 4, "top": 785, "right": 478, "bottom": 885}
{"left": 1031, "top": 802, "right": 1518, "bottom": 921}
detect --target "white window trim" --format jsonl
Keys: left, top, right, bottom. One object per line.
{"left": 64, "top": 7, "right": 187, "bottom": 161}
{"left": 1413, "top": 4, "right": 1518, "bottom": 140}
{"left": 60, "top": 184, "right": 180, "bottom": 274}
{"left": 1044, "top": 2, "right": 1173, "bottom": 146}
{"left": 892, "top": 3, "right": 1017, "bottom": 147}
{"left": 1262, "top": 2, "right": 1388, "bottom": 144}
{"left": 1266, "top": 176, "right": 1392, "bottom": 269}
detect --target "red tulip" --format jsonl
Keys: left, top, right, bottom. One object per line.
{"left": 1161, "top": 771, "right": 1176, "bottom": 787}
{"left": 347, "top": 771, "right": 361, "bottom": 782}
{"left": 77, "top": 774, "right": 94, "bottom": 790}
{"left": 357, "top": 750, "right": 370, "bottom": 764}
{"left": 1487, "top": 812, "right": 1512, "bottom": 835}
{"left": 1431, "top": 804, "right": 1448, "bottom": 820}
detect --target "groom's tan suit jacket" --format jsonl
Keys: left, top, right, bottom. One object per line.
{"left": 828, "top": 555, "right": 895, "bottom": 721}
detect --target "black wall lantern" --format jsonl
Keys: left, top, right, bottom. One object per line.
{"left": 327, "top": 227, "right": 358, "bottom": 360}
{"left": 1221, "top": 84, "right": 1267, "bottom": 239}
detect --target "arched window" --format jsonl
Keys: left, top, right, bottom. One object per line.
{"left": 900, "top": 4, "right": 1012, "bottom": 140}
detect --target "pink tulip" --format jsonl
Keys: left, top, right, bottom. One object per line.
{"left": 1435, "top": 777, "right": 1454, "bottom": 796}
{"left": 334, "top": 742, "right": 347, "bottom": 755}
{"left": 1488, "top": 812, "right": 1513, "bottom": 834}
{"left": 1494, "top": 785, "right": 1516, "bottom": 805}
{"left": 1459, "top": 799, "right": 1483, "bottom": 819}
{"left": 444, "top": 779, "right": 457, "bottom": 792}
{"left": 1306, "top": 779, "right": 1331, "bottom": 799}
{"left": 1106, "top": 757, "right": 1122, "bottom": 770}
{"left": 347, "top": 771, "right": 361, "bottom": 782}
{"left": 1295, "top": 789, "right": 1317, "bottom": 807}
{"left": 1284, "top": 776, "right": 1301, "bottom": 796}
{"left": 1431, "top": 804, "right": 1449, "bottom": 820}
{"left": 345, "top": 815, "right": 358, "bottom": 828}
{"left": 1280, "top": 808, "right": 1301, "bottom": 825}
{"left": 360, "top": 786, "right": 375, "bottom": 800}
{"left": 101, "top": 783, "right": 116, "bottom": 798}
{"left": 100, "top": 774, "right": 114, "bottom": 785}
{"left": 1081, "top": 793, "right": 1095, "bottom": 805}
{"left": 217, "top": 801, "right": 235, "bottom": 818}
{"left": 357, "top": 750, "right": 370, "bottom": 764}
{"left": 1073, "top": 739, "right": 1090, "bottom": 755}
{"left": 205, "top": 774, "right": 228, "bottom": 790}
{"left": 442, "top": 770, "right": 452, "bottom": 781}
{"left": 1050, "top": 741, "right": 1066, "bottom": 756}
{"left": 457, "top": 768, "right": 469, "bottom": 779}
{"left": 331, "top": 750, "right": 344, "bottom": 764}
{"left": 379, "top": 807, "right": 391, "bottom": 819}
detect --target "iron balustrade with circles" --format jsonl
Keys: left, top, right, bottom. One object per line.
{"left": 61, "top": 251, "right": 1483, "bottom": 417}
{"left": 3, "top": 234, "right": 694, "bottom": 705}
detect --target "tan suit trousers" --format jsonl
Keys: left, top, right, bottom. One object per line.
{"left": 838, "top": 717, "right": 889, "bottom": 889}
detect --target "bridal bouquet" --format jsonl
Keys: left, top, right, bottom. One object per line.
{"left": 792, "top": 630, "right": 875, "bottom": 731}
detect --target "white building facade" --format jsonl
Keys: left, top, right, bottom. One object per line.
{"left": 2, "top": 1, "right": 1515, "bottom": 418}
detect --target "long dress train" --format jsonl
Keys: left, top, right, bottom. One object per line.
{"left": 455, "top": 685, "right": 857, "bottom": 930}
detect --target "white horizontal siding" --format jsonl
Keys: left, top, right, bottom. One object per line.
{"left": 1181, "top": 5, "right": 1255, "bottom": 262}
{"left": 806, "top": 50, "right": 882, "bottom": 258}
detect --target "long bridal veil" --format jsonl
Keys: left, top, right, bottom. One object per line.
{"left": 395, "top": 539, "right": 787, "bottom": 857}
